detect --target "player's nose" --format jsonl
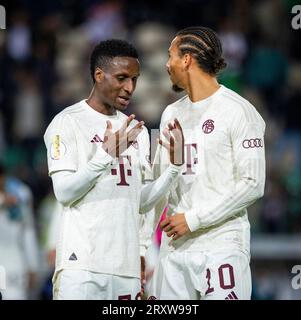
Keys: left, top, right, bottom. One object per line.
{"left": 124, "top": 79, "right": 135, "bottom": 94}
{"left": 166, "top": 63, "right": 171, "bottom": 74}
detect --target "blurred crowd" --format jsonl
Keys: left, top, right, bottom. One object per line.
{"left": 0, "top": 0, "right": 300, "bottom": 299}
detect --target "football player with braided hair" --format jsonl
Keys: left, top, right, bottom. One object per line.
{"left": 148, "top": 26, "right": 266, "bottom": 300}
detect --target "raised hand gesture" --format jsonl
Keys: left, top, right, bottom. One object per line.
{"left": 102, "top": 114, "right": 144, "bottom": 158}
{"left": 159, "top": 118, "right": 184, "bottom": 166}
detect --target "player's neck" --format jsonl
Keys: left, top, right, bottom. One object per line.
{"left": 86, "top": 88, "right": 116, "bottom": 116}
{"left": 186, "top": 72, "right": 220, "bottom": 103}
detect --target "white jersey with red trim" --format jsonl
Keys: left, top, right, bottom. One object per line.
{"left": 44, "top": 100, "right": 152, "bottom": 278}
{"left": 154, "top": 85, "right": 266, "bottom": 257}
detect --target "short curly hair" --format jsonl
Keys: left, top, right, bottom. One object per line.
{"left": 176, "top": 26, "right": 227, "bottom": 75}
{"left": 90, "top": 39, "right": 139, "bottom": 83}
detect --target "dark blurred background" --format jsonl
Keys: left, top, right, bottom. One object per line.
{"left": 0, "top": 0, "right": 301, "bottom": 300}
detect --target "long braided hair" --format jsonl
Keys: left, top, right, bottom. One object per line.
{"left": 176, "top": 26, "right": 227, "bottom": 75}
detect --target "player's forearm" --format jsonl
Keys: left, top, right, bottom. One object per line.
{"left": 139, "top": 209, "right": 155, "bottom": 256}
{"left": 185, "top": 158, "right": 265, "bottom": 231}
{"left": 51, "top": 147, "right": 113, "bottom": 206}
{"left": 140, "top": 164, "right": 183, "bottom": 214}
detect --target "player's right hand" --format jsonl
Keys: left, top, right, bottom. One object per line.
{"left": 102, "top": 114, "right": 144, "bottom": 158}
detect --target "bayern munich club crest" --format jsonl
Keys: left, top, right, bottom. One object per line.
{"left": 202, "top": 119, "right": 215, "bottom": 134}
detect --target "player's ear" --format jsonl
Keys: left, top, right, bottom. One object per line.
{"left": 94, "top": 67, "right": 105, "bottom": 83}
{"left": 183, "top": 53, "right": 192, "bottom": 71}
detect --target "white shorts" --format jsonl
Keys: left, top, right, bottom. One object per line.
{"left": 53, "top": 269, "right": 141, "bottom": 300}
{"left": 147, "top": 249, "right": 251, "bottom": 300}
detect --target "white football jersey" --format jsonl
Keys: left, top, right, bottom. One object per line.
{"left": 154, "top": 85, "right": 266, "bottom": 257}
{"left": 44, "top": 100, "right": 152, "bottom": 278}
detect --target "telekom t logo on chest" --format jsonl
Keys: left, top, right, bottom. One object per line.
{"left": 181, "top": 118, "right": 215, "bottom": 175}
{"left": 111, "top": 155, "right": 132, "bottom": 186}
{"left": 183, "top": 143, "right": 198, "bottom": 175}
{"left": 90, "top": 134, "right": 134, "bottom": 186}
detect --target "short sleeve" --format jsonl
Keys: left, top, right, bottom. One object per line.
{"left": 44, "top": 114, "right": 78, "bottom": 175}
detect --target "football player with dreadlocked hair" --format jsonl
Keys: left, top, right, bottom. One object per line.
{"left": 148, "top": 26, "right": 266, "bottom": 300}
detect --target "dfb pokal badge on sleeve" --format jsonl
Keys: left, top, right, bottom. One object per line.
{"left": 50, "top": 135, "right": 66, "bottom": 160}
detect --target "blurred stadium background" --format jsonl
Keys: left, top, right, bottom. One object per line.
{"left": 0, "top": 0, "right": 301, "bottom": 300}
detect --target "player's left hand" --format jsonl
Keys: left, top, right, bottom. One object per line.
{"left": 159, "top": 118, "right": 184, "bottom": 166}
{"left": 160, "top": 213, "right": 190, "bottom": 240}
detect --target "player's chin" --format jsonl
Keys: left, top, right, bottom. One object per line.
{"left": 172, "top": 84, "right": 184, "bottom": 92}
{"left": 115, "top": 98, "right": 130, "bottom": 110}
